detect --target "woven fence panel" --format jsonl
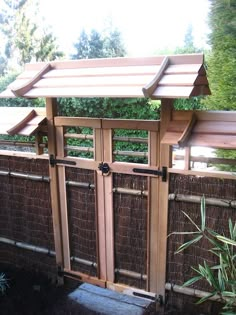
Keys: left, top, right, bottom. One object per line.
{"left": 113, "top": 173, "right": 147, "bottom": 290}
{"left": 0, "top": 156, "right": 54, "bottom": 249}
{"left": 66, "top": 167, "right": 97, "bottom": 276}
{"left": 0, "top": 156, "right": 56, "bottom": 276}
{"left": 0, "top": 155, "right": 49, "bottom": 176}
{"left": 167, "top": 173, "right": 236, "bottom": 291}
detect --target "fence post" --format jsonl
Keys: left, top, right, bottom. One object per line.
{"left": 46, "top": 98, "right": 64, "bottom": 279}
{"left": 155, "top": 99, "right": 173, "bottom": 299}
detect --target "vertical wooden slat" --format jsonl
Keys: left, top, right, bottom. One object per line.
{"left": 56, "top": 125, "right": 71, "bottom": 270}
{"left": 35, "top": 133, "right": 44, "bottom": 155}
{"left": 103, "top": 128, "right": 114, "bottom": 282}
{"left": 184, "top": 147, "right": 191, "bottom": 170}
{"left": 46, "top": 97, "right": 63, "bottom": 267}
{"left": 94, "top": 128, "right": 107, "bottom": 280}
{"left": 155, "top": 99, "right": 173, "bottom": 298}
{"left": 148, "top": 131, "right": 159, "bottom": 292}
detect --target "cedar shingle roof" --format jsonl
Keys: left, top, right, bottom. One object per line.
{"left": 0, "top": 54, "right": 210, "bottom": 99}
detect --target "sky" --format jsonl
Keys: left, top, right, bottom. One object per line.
{"left": 39, "top": 0, "right": 210, "bottom": 57}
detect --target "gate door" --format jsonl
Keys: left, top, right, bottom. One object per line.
{"left": 52, "top": 116, "right": 162, "bottom": 294}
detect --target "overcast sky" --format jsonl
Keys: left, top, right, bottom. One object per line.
{"left": 39, "top": 0, "right": 210, "bottom": 57}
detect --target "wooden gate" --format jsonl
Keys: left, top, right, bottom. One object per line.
{"left": 47, "top": 99, "right": 171, "bottom": 297}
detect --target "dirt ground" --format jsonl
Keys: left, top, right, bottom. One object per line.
{"left": 0, "top": 266, "right": 96, "bottom": 315}
{"left": 0, "top": 266, "right": 220, "bottom": 315}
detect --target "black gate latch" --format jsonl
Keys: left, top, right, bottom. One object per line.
{"left": 49, "top": 154, "right": 76, "bottom": 167}
{"left": 98, "top": 162, "right": 110, "bottom": 175}
{"left": 132, "top": 166, "right": 167, "bottom": 182}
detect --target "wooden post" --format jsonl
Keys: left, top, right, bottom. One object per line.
{"left": 103, "top": 128, "right": 114, "bottom": 283}
{"left": 184, "top": 147, "right": 191, "bottom": 170}
{"left": 56, "top": 126, "right": 71, "bottom": 270}
{"left": 94, "top": 127, "right": 107, "bottom": 280}
{"left": 155, "top": 99, "right": 173, "bottom": 298}
{"left": 46, "top": 98, "right": 64, "bottom": 270}
{"left": 35, "top": 132, "right": 44, "bottom": 155}
{"left": 148, "top": 130, "right": 160, "bottom": 292}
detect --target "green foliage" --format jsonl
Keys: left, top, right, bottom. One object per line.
{"left": 203, "top": 0, "right": 236, "bottom": 110}
{"left": 0, "top": 273, "right": 8, "bottom": 294}
{"left": 174, "top": 97, "right": 205, "bottom": 111}
{"left": 58, "top": 97, "right": 160, "bottom": 120}
{"left": 214, "top": 149, "right": 236, "bottom": 172}
{"left": 172, "top": 197, "right": 236, "bottom": 314}
{"left": 0, "top": 55, "right": 7, "bottom": 76}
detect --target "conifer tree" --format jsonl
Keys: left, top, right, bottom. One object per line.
{"left": 203, "top": 0, "right": 236, "bottom": 110}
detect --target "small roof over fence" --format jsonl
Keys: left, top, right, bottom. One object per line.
{"left": 0, "top": 107, "right": 46, "bottom": 136}
{"left": 0, "top": 54, "right": 210, "bottom": 99}
{"left": 162, "top": 110, "right": 236, "bottom": 149}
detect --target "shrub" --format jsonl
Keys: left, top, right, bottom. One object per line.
{"left": 172, "top": 196, "right": 236, "bottom": 315}
{"left": 0, "top": 273, "right": 8, "bottom": 294}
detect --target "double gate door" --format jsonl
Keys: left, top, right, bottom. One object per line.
{"left": 50, "top": 116, "right": 166, "bottom": 295}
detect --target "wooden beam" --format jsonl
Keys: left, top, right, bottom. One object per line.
{"left": 169, "top": 168, "right": 236, "bottom": 180}
{"left": 172, "top": 110, "right": 236, "bottom": 122}
{"left": 46, "top": 98, "right": 64, "bottom": 267}
{"left": 102, "top": 119, "right": 159, "bottom": 131}
{"left": 55, "top": 117, "right": 101, "bottom": 128}
{"left": 63, "top": 268, "right": 106, "bottom": 288}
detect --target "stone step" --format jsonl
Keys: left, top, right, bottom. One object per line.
{"left": 69, "top": 283, "right": 153, "bottom": 315}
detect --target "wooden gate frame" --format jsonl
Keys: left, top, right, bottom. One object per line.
{"left": 46, "top": 97, "right": 173, "bottom": 298}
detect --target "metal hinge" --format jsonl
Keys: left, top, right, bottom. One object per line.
{"left": 132, "top": 166, "right": 167, "bottom": 182}
{"left": 49, "top": 154, "right": 76, "bottom": 167}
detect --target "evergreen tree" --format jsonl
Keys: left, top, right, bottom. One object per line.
{"left": 103, "top": 29, "right": 126, "bottom": 57}
{"left": 203, "top": 0, "right": 236, "bottom": 110}
{"left": 0, "top": 0, "right": 63, "bottom": 69}
{"left": 72, "top": 29, "right": 90, "bottom": 59}
{"left": 175, "top": 24, "right": 202, "bottom": 55}
{"left": 35, "top": 30, "right": 64, "bottom": 62}
{"left": 89, "top": 29, "right": 105, "bottom": 58}
{"left": 174, "top": 25, "right": 204, "bottom": 111}
{"left": 72, "top": 28, "right": 126, "bottom": 60}
{"left": 61, "top": 28, "right": 158, "bottom": 120}
{"left": 202, "top": 0, "right": 236, "bottom": 170}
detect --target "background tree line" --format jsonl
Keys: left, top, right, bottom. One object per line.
{"left": 0, "top": 0, "right": 235, "bottom": 119}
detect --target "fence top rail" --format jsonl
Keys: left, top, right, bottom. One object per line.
{"left": 169, "top": 167, "right": 236, "bottom": 180}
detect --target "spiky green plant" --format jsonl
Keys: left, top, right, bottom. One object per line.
{"left": 0, "top": 273, "right": 8, "bottom": 294}
{"left": 172, "top": 196, "right": 236, "bottom": 315}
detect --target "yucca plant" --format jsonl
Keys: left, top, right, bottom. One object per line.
{"left": 0, "top": 272, "right": 8, "bottom": 294}
{"left": 172, "top": 196, "right": 236, "bottom": 315}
